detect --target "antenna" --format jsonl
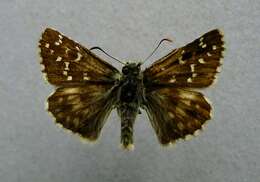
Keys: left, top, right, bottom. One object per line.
{"left": 90, "top": 46, "right": 126, "bottom": 65}
{"left": 141, "top": 38, "right": 173, "bottom": 64}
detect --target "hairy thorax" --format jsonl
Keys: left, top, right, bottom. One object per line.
{"left": 118, "top": 62, "right": 143, "bottom": 104}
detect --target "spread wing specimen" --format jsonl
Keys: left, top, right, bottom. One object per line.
{"left": 143, "top": 29, "right": 225, "bottom": 145}
{"left": 39, "top": 28, "right": 120, "bottom": 141}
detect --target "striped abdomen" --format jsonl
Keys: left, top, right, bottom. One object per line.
{"left": 117, "top": 103, "right": 139, "bottom": 150}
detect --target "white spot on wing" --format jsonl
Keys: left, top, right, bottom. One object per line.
{"left": 216, "top": 66, "right": 222, "bottom": 72}
{"left": 178, "top": 56, "right": 185, "bottom": 64}
{"left": 83, "top": 76, "right": 90, "bottom": 80}
{"left": 63, "top": 71, "right": 68, "bottom": 75}
{"left": 207, "top": 52, "right": 212, "bottom": 57}
{"left": 170, "top": 78, "right": 176, "bottom": 83}
{"left": 65, "top": 47, "right": 70, "bottom": 54}
{"left": 179, "top": 60, "right": 185, "bottom": 64}
{"left": 45, "top": 43, "right": 50, "bottom": 48}
{"left": 170, "top": 76, "right": 176, "bottom": 83}
{"left": 74, "top": 52, "right": 82, "bottom": 62}
{"left": 45, "top": 101, "right": 49, "bottom": 110}
{"left": 212, "top": 45, "right": 217, "bottom": 50}
{"left": 67, "top": 76, "right": 72, "bottom": 80}
{"left": 182, "top": 92, "right": 196, "bottom": 100}
{"left": 187, "top": 78, "right": 192, "bottom": 83}
{"left": 83, "top": 72, "right": 89, "bottom": 80}
{"left": 198, "top": 58, "right": 205, "bottom": 64}
{"left": 64, "top": 62, "right": 70, "bottom": 70}
{"left": 192, "top": 73, "right": 197, "bottom": 77}
{"left": 184, "top": 135, "right": 193, "bottom": 141}
{"left": 63, "top": 88, "right": 80, "bottom": 95}
{"left": 42, "top": 73, "right": 48, "bottom": 82}
{"left": 168, "top": 112, "right": 175, "bottom": 119}
{"left": 55, "top": 41, "right": 60, "bottom": 46}
{"left": 190, "top": 64, "right": 195, "bottom": 72}
{"left": 40, "top": 64, "right": 45, "bottom": 71}
{"left": 194, "top": 129, "right": 201, "bottom": 136}
{"left": 56, "top": 56, "right": 62, "bottom": 62}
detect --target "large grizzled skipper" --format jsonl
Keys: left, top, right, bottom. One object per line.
{"left": 39, "top": 28, "right": 225, "bottom": 150}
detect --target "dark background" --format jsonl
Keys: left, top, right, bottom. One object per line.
{"left": 0, "top": 1, "right": 259, "bottom": 182}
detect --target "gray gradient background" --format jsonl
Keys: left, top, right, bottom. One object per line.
{"left": 0, "top": 1, "right": 259, "bottom": 182}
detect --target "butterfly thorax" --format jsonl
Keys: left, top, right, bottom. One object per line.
{"left": 119, "top": 62, "right": 142, "bottom": 103}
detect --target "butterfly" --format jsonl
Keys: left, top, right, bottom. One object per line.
{"left": 39, "top": 28, "right": 225, "bottom": 150}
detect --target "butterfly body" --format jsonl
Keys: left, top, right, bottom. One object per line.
{"left": 39, "top": 28, "right": 225, "bottom": 150}
{"left": 116, "top": 62, "right": 144, "bottom": 149}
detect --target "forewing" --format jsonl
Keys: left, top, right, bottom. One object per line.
{"left": 47, "top": 84, "right": 117, "bottom": 141}
{"left": 143, "top": 88, "right": 211, "bottom": 145}
{"left": 143, "top": 29, "right": 225, "bottom": 89}
{"left": 39, "top": 28, "right": 120, "bottom": 86}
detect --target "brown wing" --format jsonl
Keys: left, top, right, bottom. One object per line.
{"left": 39, "top": 28, "right": 120, "bottom": 140}
{"left": 142, "top": 88, "right": 211, "bottom": 145}
{"left": 143, "top": 29, "right": 225, "bottom": 90}
{"left": 142, "top": 29, "right": 225, "bottom": 145}
{"left": 47, "top": 85, "right": 117, "bottom": 141}
{"left": 39, "top": 28, "right": 120, "bottom": 86}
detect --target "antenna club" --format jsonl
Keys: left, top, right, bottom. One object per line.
{"left": 142, "top": 38, "right": 173, "bottom": 64}
{"left": 163, "top": 38, "right": 173, "bottom": 43}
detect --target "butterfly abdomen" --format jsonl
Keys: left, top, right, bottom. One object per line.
{"left": 121, "top": 115, "right": 134, "bottom": 149}
{"left": 118, "top": 79, "right": 138, "bottom": 149}
{"left": 117, "top": 103, "right": 138, "bottom": 150}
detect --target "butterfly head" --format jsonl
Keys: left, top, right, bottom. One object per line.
{"left": 122, "top": 62, "right": 141, "bottom": 76}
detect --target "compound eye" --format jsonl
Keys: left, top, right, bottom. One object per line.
{"left": 122, "top": 67, "right": 129, "bottom": 75}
